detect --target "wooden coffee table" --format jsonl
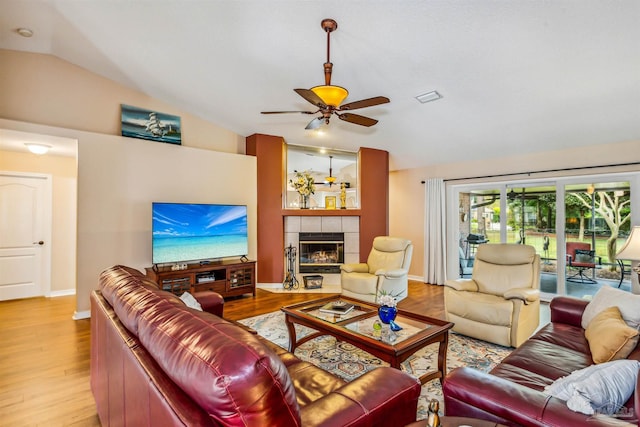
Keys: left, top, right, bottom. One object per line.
{"left": 282, "top": 295, "right": 454, "bottom": 385}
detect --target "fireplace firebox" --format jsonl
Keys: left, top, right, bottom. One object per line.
{"left": 299, "top": 232, "right": 344, "bottom": 274}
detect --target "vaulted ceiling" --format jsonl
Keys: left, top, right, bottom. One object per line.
{"left": 2, "top": 1, "right": 639, "bottom": 170}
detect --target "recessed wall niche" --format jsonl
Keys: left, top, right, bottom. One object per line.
{"left": 285, "top": 144, "right": 358, "bottom": 209}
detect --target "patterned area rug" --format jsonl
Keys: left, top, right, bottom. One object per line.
{"left": 238, "top": 311, "right": 512, "bottom": 420}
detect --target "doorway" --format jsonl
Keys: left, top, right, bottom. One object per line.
{"left": 0, "top": 128, "right": 78, "bottom": 300}
{"left": 0, "top": 173, "right": 52, "bottom": 300}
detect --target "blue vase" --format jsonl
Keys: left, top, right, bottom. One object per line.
{"left": 378, "top": 305, "right": 397, "bottom": 324}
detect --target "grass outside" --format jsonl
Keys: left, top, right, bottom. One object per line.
{"left": 481, "top": 230, "right": 628, "bottom": 269}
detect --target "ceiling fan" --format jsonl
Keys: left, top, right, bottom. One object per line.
{"left": 261, "top": 19, "right": 390, "bottom": 130}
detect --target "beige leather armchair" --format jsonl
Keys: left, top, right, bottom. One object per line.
{"left": 444, "top": 243, "right": 540, "bottom": 348}
{"left": 340, "top": 236, "right": 413, "bottom": 303}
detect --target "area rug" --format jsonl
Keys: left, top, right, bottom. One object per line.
{"left": 238, "top": 311, "right": 512, "bottom": 420}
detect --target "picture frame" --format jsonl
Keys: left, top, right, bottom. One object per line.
{"left": 121, "top": 104, "right": 182, "bottom": 145}
{"left": 325, "top": 196, "right": 337, "bottom": 210}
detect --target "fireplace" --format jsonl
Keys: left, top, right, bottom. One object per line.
{"left": 299, "top": 232, "right": 344, "bottom": 274}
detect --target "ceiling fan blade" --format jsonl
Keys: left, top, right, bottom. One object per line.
{"left": 294, "top": 89, "right": 327, "bottom": 108}
{"left": 339, "top": 96, "right": 390, "bottom": 111}
{"left": 305, "top": 117, "right": 325, "bottom": 130}
{"left": 261, "top": 110, "right": 317, "bottom": 114}
{"left": 337, "top": 112, "right": 378, "bottom": 127}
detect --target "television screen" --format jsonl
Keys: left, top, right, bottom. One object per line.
{"left": 152, "top": 203, "right": 248, "bottom": 265}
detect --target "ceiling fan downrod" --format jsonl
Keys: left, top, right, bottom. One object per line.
{"left": 321, "top": 19, "right": 337, "bottom": 86}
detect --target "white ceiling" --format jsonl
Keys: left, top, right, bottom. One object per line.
{"left": 2, "top": 1, "right": 639, "bottom": 171}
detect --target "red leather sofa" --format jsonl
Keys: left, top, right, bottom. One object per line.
{"left": 91, "top": 265, "right": 421, "bottom": 426}
{"left": 443, "top": 296, "right": 639, "bottom": 426}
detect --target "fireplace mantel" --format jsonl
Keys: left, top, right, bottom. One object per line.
{"left": 246, "top": 133, "right": 388, "bottom": 283}
{"left": 282, "top": 209, "right": 361, "bottom": 217}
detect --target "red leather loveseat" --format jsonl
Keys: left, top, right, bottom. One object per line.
{"left": 91, "top": 265, "right": 421, "bottom": 426}
{"left": 443, "top": 296, "right": 640, "bottom": 426}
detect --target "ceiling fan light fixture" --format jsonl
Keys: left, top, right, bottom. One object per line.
{"left": 325, "top": 155, "right": 337, "bottom": 185}
{"left": 311, "top": 85, "right": 349, "bottom": 107}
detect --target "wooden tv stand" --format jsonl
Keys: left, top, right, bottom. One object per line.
{"left": 145, "top": 259, "right": 256, "bottom": 298}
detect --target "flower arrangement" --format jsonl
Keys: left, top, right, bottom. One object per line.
{"left": 376, "top": 289, "right": 404, "bottom": 308}
{"left": 290, "top": 170, "right": 315, "bottom": 197}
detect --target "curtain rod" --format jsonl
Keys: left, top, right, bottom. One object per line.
{"left": 419, "top": 161, "right": 640, "bottom": 184}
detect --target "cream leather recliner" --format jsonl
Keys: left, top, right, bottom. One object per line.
{"left": 444, "top": 243, "right": 540, "bottom": 348}
{"left": 340, "top": 236, "right": 413, "bottom": 303}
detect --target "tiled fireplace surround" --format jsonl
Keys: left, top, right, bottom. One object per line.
{"left": 285, "top": 216, "right": 360, "bottom": 286}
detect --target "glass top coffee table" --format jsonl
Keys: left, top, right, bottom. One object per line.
{"left": 281, "top": 295, "right": 454, "bottom": 385}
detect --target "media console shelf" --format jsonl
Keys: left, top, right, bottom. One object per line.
{"left": 145, "top": 259, "right": 256, "bottom": 298}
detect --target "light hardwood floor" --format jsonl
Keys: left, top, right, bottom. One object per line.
{"left": 0, "top": 280, "right": 443, "bottom": 426}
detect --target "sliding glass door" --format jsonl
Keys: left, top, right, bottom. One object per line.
{"left": 450, "top": 173, "right": 637, "bottom": 299}
{"left": 564, "top": 181, "right": 632, "bottom": 298}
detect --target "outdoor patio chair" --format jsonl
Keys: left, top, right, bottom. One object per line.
{"left": 459, "top": 246, "right": 473, "bottom": 277}
{"left": 566, "top": 242, "right": 602, "bottom": 284}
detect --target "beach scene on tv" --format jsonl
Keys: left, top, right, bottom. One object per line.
{"left": 152, "top": 203, "right": 248, "bottom": 264}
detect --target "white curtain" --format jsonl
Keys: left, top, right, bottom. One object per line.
{"left": 424, "top": 178, "right": 447, "bottom": 285}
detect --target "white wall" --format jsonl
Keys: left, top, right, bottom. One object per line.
{"left": 1, "top": 118, "right": 257, "bottom": 317}
{"left": 390, "top": 139, "right": 640, "bottom": 281}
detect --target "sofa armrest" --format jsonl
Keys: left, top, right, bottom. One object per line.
{"left": 504, "top": 287, "right": 539, "bottom": 303}
{"left": 341, "top": 263, "right": 369, "bottom": 273}
{"left": 444, "top": 279, "right": 478, "bottom": 292}
{"left": 444, "top": 367, "right": 625, "bottom": 427}
{"left": 193, "top": 290, "right": 224, "bottom": 317}
{"left": 550, "top": 296, "right": 588, "bottom": 327}
{"left": 374, "top": 268, "right": 407, "bottom": 279}
{"left": 300, "top": 367, "right": 420, "bottom": 427}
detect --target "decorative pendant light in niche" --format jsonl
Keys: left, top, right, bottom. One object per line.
{"left": 325, "top": 155, "right": 336, "bottom": 186}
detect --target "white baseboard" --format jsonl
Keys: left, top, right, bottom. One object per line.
{"left": 73, "top": 310, "right": 90, "bottom": 320}
{"left": 408, "top": 274, "right": 426, "bottom": 283}
{"left": 48, "top": 288, "right": 76, "bottom": 297}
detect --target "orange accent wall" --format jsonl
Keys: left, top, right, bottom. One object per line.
{"left": 359, "top": 147, "right": 390, "bottom": 262}
{"left": 246, "top": 134, "right": 286, "bottom": 283}
{"left": 247, "top": 134, "right": 389, "bottom": 283}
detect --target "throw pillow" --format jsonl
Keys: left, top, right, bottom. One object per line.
{"left": 180, "top": 291, "right": 203, "bottom": 311}
{"left": 585, "top": 306, "right": 639, "bottom": 363}
{"left": 581, "top": 286, "right": 640, "bottom": 329}
{"left": 574, "top": 249, "right": 595, "bottom": 263}
{"left": 544, "top": 359, "right": 640, "bottom": 416}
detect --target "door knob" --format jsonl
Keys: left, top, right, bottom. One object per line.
{"left": 33, "top": 241, "right": 44, "bottom": 245}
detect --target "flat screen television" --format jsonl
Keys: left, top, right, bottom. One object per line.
{"left": 152, "top": 202, "right": 248, "bottom": 265}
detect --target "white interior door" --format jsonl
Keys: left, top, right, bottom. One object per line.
{"left": 0, "top": 173, "right": 51, "bottom": 300}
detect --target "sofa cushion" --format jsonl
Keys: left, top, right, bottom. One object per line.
{"left": 100, "top": 266, "right": 182, "bottom": 335}
{"left": 136, "top": 302, "right": 301, "bottom": 426}
{"left": 544, "top": 360, "right": 640, "bottom": 415}
{"left": 445, "top": 291, "right": 514, "bottom": 326}
{"left": 585, "top": 306, "right": 639, "bottom": 363}
{"left": 574, "top": 249, "right": 595, "bottom": 264}
{"left": 582, "top": 285, "right": 640, "bottom": 329}
{"left": 491, "top": 338, "right": 592, "bottom": 386}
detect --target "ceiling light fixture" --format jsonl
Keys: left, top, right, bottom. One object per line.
{"left": 310, "top": 19, "right": 349, "bottom": 107}
{"left": 261, "top": 19, "right": 389, "bottom": 129}
{"left": 25, "top": 143, "right": 51, "bottom": 155}
{"left": 16, "top": 28, "right": 34, "bottom": 38}
{"left": 415, "top": 91, "right": 442, "bottom": 104}
{"left": 325, "top": 155, "right": 336, "bottom": 186}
